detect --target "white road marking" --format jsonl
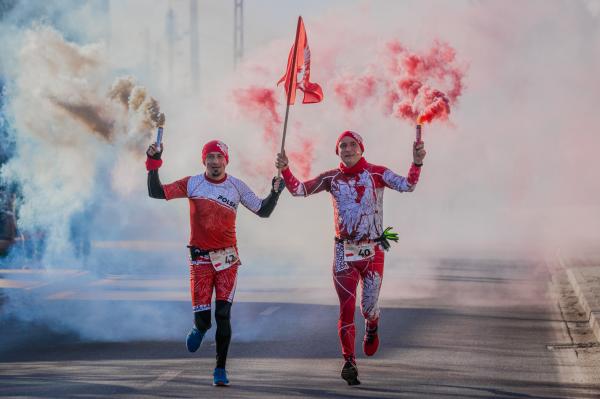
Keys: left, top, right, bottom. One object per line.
{"left": 259, "top": 305, "right": 281, "bottom": 316}
{"left": 143, "top": 370, "right": 182, "bottom": 389}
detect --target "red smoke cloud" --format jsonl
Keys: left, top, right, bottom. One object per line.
{"left": 233, "top": 86, "right": 281, "bottom": 143}
{"left": 288, "top": 137, "right": 315, "bottom": 180}
{"left": 333, "top": 40, "right": 465, "bottom": 126}
{"left": 333, "top": 75, "right": 377, "bottom": 111}
{"left": 233, "top": 86, "right": 315, "bottom": 180}
{"left": 417, "top": 88, "right": 450, "bottom": 124}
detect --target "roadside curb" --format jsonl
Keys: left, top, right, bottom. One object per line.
{"left": 566, "top": 267, "right": 600, "bottom": 343}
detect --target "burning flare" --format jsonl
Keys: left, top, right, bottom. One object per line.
{"left": 333, "top": 40, "right": 465, "bottom": 127}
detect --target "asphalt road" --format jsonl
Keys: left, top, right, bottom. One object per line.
{"left": 1, "top": 256, "right": 600, "bottom": 398}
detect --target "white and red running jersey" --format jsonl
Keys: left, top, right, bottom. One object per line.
{"left": 163, "top": 174, "right": 262, "bottom": 250}
{"left": 282, "top": 157, "right": 421, "bottom": 242}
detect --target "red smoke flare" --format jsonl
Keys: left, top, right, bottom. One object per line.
{"left": 386, "top": 40, "right": 463, "bottom": 125}
{"left": 417, "top": 89, "right": 450, "bottom": 124}
{"left": 333, "top": 40, "right": 464, "bottom": 127}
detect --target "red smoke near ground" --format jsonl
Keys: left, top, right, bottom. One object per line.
{"left": 233, "top": 86, "right": 315, "bottom": 180}
{"left": 333, "top": 40, "right": 464, "bottom": 126}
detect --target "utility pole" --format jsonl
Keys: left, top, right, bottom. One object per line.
{"left": 190, "top": 0, "right": 199, "bottom": 93}
{"left": 233, "top": 0, "right": 244, "bottom": 68}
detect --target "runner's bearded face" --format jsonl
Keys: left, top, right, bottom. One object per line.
{"left": 204, "top": 152, "right": 227, "bottom": 179}
{"left": 338, "top": 136, "right": 363, "bottom": 167}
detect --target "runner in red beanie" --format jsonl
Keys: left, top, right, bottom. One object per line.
{"left": 146, "top": 138, "right": 284, "bottom": 387}
{"left": 276, "top": 130, "right": 426, "bottom": 385}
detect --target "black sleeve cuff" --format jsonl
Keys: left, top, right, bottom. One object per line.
{"left": 256, "top": 190, "right": 281, "bottom": 218}
{"left": 148, "top": 170, "right": 166, "bottom": 199}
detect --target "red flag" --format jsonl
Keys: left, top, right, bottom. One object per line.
{"left": 278, "top": 16, "right": 323, "bottom": 105}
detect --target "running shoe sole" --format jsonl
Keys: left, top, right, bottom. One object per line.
{"left": 341, "top": 362, "right": 361, "bottom": 386}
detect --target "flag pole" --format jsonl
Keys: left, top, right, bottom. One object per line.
{"left": 278, "top": 16, "right": 303, "bottom": 177}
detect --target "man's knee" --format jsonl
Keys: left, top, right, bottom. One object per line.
{"left": 194, "top": 309, "right": 212, "bottom": 331}
{"left": 215, "top": 300, "right": 232, "bottom": 321}
{"left": 339, "top": 307, "right": 356, "bottom": 324}
{"left": 362, "top": 306, "right": 380, "bottom": 322}
{"left": 215, "top": 300, "right": 232, "bottom": 335}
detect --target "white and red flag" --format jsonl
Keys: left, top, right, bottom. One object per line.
{"left": 278, "top": 16, "right": 323, "bottom": 105}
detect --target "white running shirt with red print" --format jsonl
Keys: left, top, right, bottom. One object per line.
{"left": 162, "top": 173, "right": 262, "bottom": 250}
{"left": 281, "top": 157, "right": 421, "bottom": 241}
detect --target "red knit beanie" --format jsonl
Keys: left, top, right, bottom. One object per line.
{"left": 202, "top": 140, "right": 229, "bottom": 164}
{"left": 335, "top": 130, "right": 364, "bottom": 155}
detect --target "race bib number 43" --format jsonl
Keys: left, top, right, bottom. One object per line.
{"left": 209, "top": 247, "right": 239, "bottom": 271}
{"left": 343, "top": 242, "right": 376, "bottom": 262}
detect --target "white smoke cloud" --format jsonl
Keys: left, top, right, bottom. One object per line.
{"left": 0, "top": 25, "right": 166, "bottom": 262}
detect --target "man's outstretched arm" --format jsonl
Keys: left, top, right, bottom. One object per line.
{"left": 256, "top": 177, "right": 285, "bottom": 218}
{"left": 275, "top": 152, "right": 331, "bottom": 197}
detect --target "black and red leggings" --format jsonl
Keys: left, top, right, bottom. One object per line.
{"left": 189, "top": 257, "right": 239, "bottom": 369}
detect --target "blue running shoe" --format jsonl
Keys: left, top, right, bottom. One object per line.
{"left": 186, "top": 327, "right": 205, "bottom": 352}
{"left": 213, "top": 367, "right": 229, "bottom": 386}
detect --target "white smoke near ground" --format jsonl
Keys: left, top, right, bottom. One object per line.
{"left": 0, "top": 0, "right": 599, "bottom": 343}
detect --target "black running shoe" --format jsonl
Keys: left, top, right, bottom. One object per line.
{"left": 341, "top": 360, "right": 361, "bottom": 386}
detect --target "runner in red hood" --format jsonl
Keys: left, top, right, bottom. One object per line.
{"left": 276, "top": 130, "right": 426, "bottom": 385}
{"left": 147, "top": 139, "right": 284, "bottom": 387}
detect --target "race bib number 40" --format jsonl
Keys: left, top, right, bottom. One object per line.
{"left": 343, "top": 242, "right": 376, "bottom": 262}
{"left": 209, "top": 247, "right": 239, "bottom": 271}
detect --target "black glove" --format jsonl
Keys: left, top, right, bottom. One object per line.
{"left": 271, "top": 177, "right": 285, "bottom": 194}
{"left": 146, "top": 145, "right": 162, "bottom": 160}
